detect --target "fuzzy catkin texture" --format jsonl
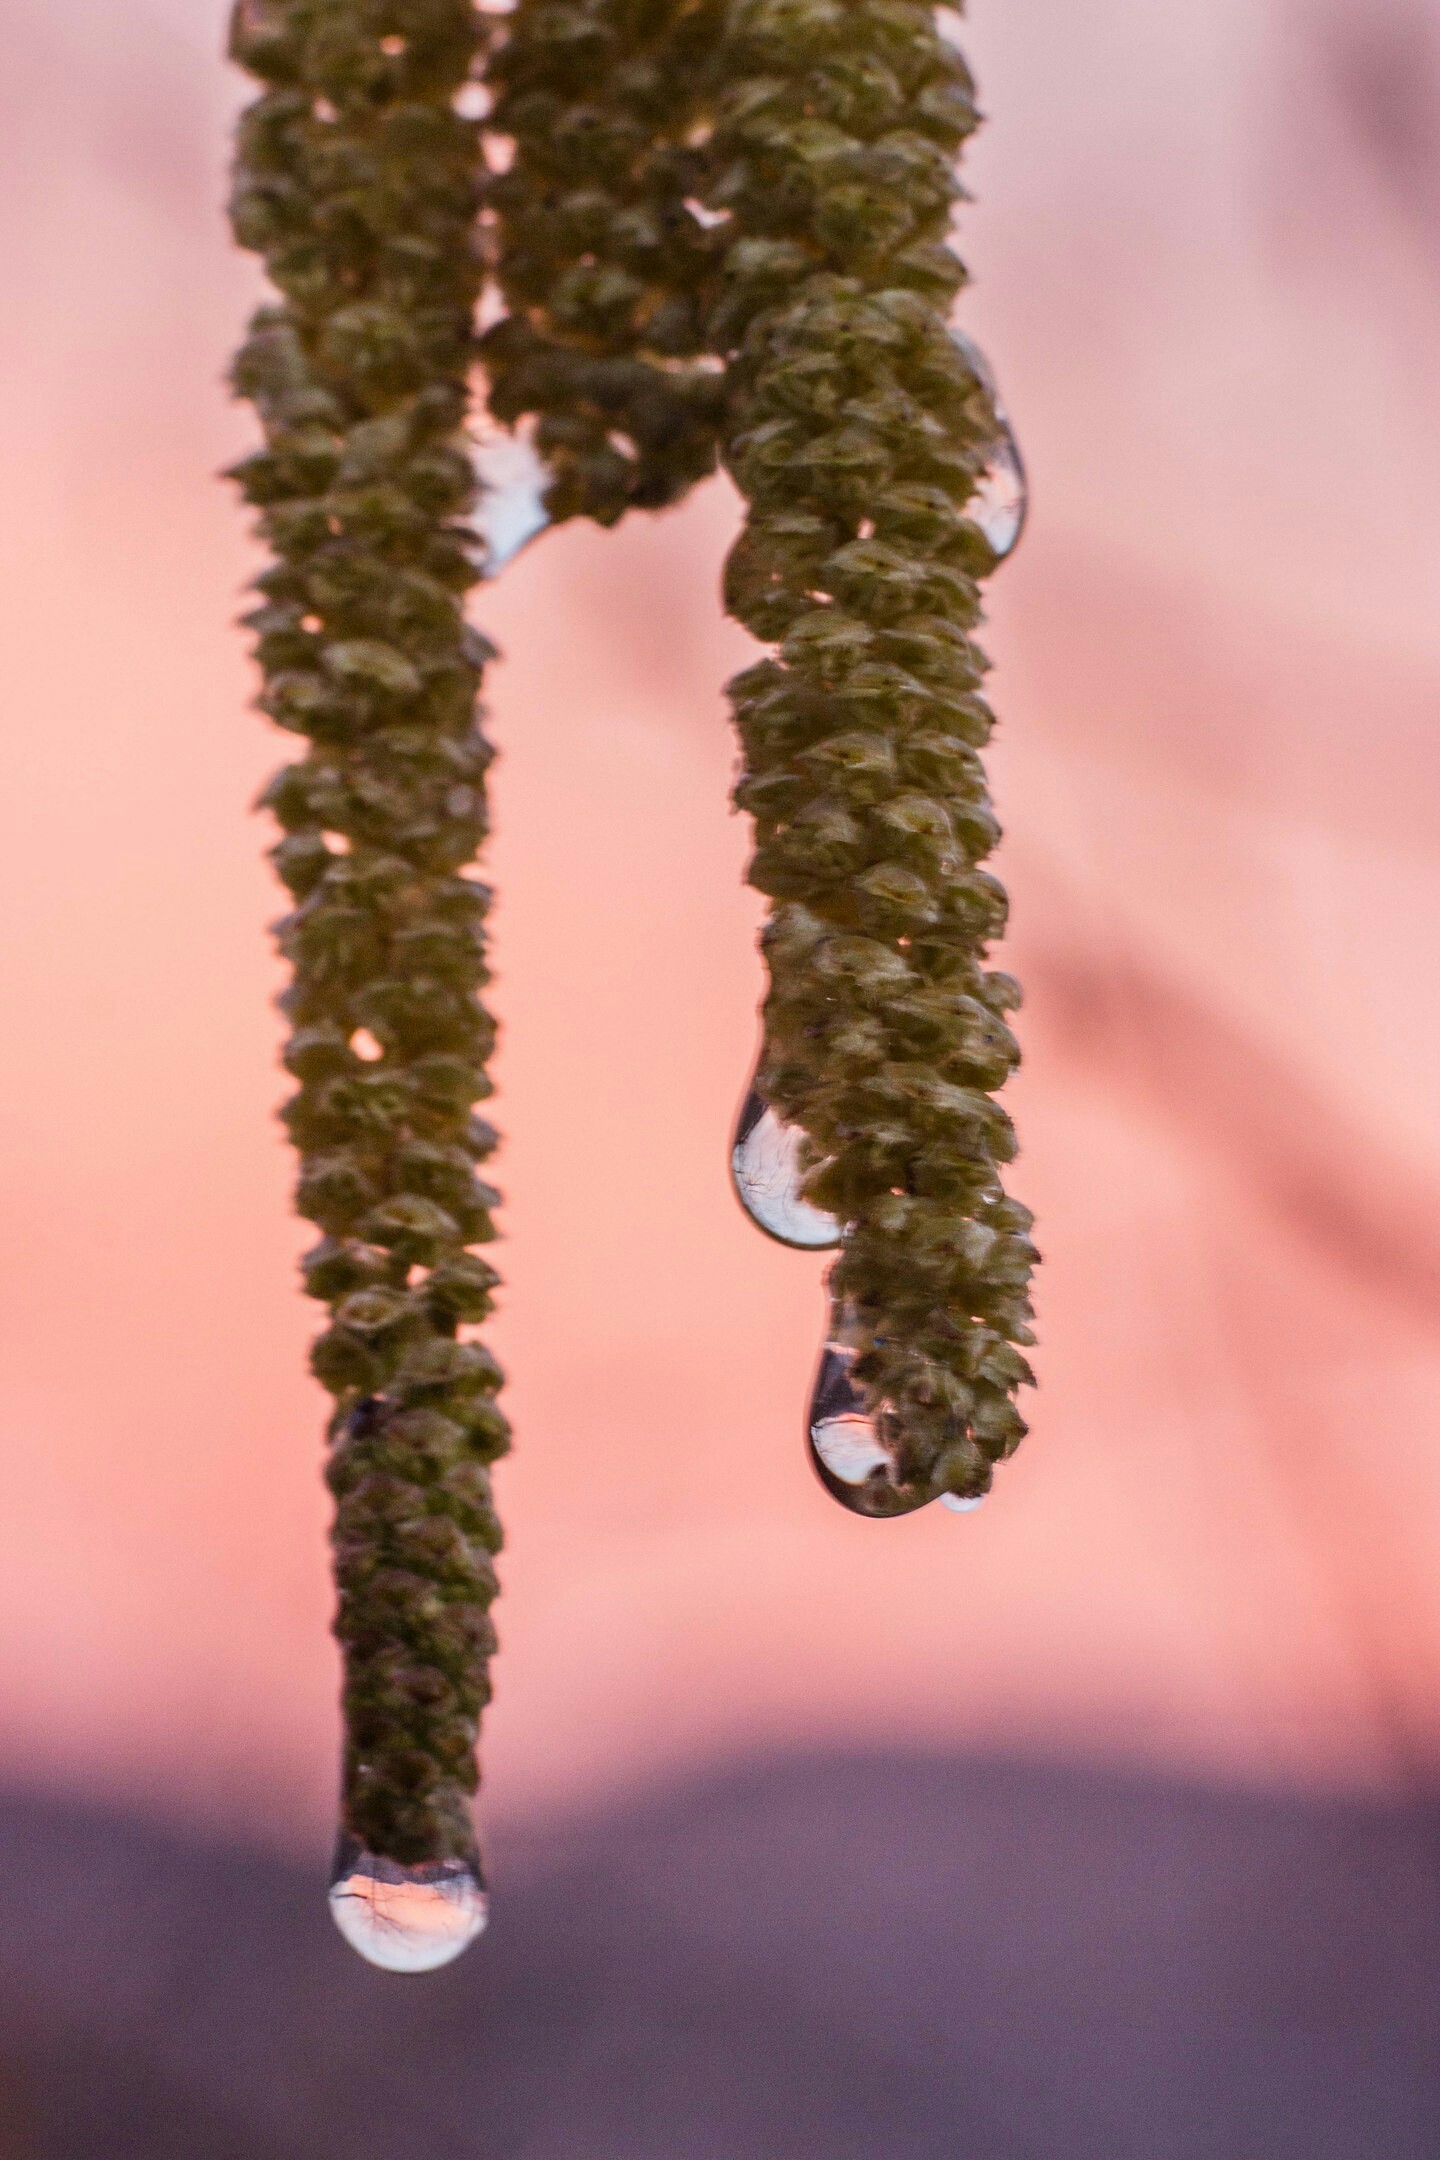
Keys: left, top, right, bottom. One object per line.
{"left": 228, "top": 0, "right": 506, "bottom": 1868}
{"left": 711, "top": 0, "right": 1037, "bottom": 1505}
{"left": 480, "top": 0, "right": 1037, "bottom": 1505}
{"left": 480, "top": 0, "right": 729, "bottom": 524}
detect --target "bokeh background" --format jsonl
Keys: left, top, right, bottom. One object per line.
{"left": 1, "top": 0, "right": 1438, "bottom": 2151}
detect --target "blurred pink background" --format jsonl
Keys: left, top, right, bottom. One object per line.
{"left": 1, "top": 0, "right": 1438, "bottom": 1877}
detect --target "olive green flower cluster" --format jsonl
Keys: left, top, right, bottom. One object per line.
{"left": 228, "top": 0, "right": 505, "bottom": 1868}
{"left": 480, "top": 0, "right": 729, "bottom": 524}
{"left": 488, "top": 0, "right": 1036, "bottom": 1509}
{"left": 712, "top": 0, "right": 1037, "bottom": 1507}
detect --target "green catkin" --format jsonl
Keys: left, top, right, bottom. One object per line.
{"left": 709, "top": 0, "right": 1037, "bottom": 1506}
{"left": 483, "top": 0, "right": 1035, "bottom": 1509}
{"left": 228, "top": 0, "right": 506, "bottom": 1868}
{"left": 481, "top": 0, "right": 729, "bottom": 525}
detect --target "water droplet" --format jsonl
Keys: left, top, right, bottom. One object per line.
{"left": 950, "top": 328, "right": 1028, "bottom": 563}
{"left": 971, "top": 428, "right": 1027, "bottom": 562}
{"left": 806, "top": 1322, "right": 933, "bottom": 1518}
{"left": 939, "top": 1493, "right": 985, "bottom": 1514}
{"left": 809, "top": 1345, "right": 890, "bottom": 1483}
{"left": 731, "top": 1085, "right": 842, "bottom": 1250}
{"left": 473, "top": 413, "right": 551, "bottom": 577}
{"left": 328, "top": 1838, "right": 489, "bottom": 1973}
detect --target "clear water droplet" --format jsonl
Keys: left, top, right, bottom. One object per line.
{"left": 731, "top": 1085, "right": 842, "bottom": 1251}
{"left": 950, "top": 328, "right": 1029, "bottom": 564}
{"left": 806, "top": 1318, "right": 933, "bottom": 1518}
{"left": 971, "top": 427, "right": 1027, "bottom": 562}
{"left": 939, "top": 1493, "right": 985, "bottom": 1514}
{"left": 328, "top": 1838, "right": 489, "bottom": 1973}
{"left": 473, "top": 413, "right": 551, "bottom": 577}
{"left": 809, "top": 1344, "right": 891, "bottom": 1485}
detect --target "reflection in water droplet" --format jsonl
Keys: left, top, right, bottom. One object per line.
{"left": 971, "top": 426, "right": 1027, "bottom": 562}
{"left": 731, "top": 1086, "right": 842, "bottom": 1251}
{"left": 806, "top": 1326, "right": 933, "bottom": 1519}
{"left": 329, "top": 1838, "right": 489, "bottom": 1973}
{"left": 473, "top": 414, "right": 551, "bottom": 576}
{"left": 950, "top": 328, "right": 1029, "bottom": 564}
{"left": 939, "top": 1493, "right": 985, "bottom": 1514}
{"left": 809, "top": 1344, "right": 891, "bottom": 1485}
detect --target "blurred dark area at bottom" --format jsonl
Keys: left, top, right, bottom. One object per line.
{"left": 1, "top": 1748, "right": 1436, "bottom": 2159}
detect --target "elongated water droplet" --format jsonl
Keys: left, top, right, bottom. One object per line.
{"left": 971, "top": 426, "right": 1027, "bottom": 561}
{"left": 939, "top": 1493, "right": 985, "bottom": 1514}
{"left": 950, "top": 328, "right": 1029, "bottom": 563}
{"left": 328, "top": 1837, "right": 489, "bottom": 1973}
{"left": 731, "top": 1085, "right": 842, "bottom": 1251}
{"left": 473, "top": 413, "right": 551, "bottom": 577}
{"left": 809, "top": 1343, "right": 890, "bottom": 1485}
{"left": 807, "top": 1321, "right": 933, "bottom": 1518}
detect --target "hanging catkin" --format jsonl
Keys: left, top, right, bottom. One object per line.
{"left": 228, "top": 0, "right": 505, "bottom": 1874}
{"left": 709, "top": 0, "right": 1036, "bottom": 1510}
{"left": 480, "top": 0, "right": 727, "bottom": 526}
{"left": 488, "top": 0, "right": 1036, "bottom": 1511}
